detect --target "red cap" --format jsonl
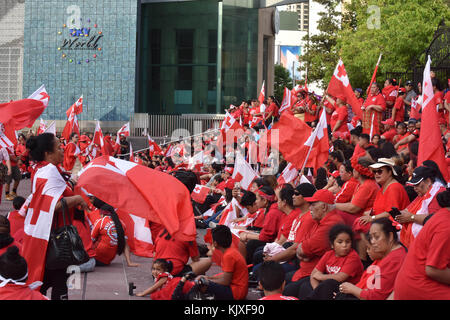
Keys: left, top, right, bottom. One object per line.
{"left": 331, "top": 170, "right": 340, "bottom": 178}
{"left": 304, "top": 189, "right": 335, "bottom": 204}
{"left": 382, "top": 118, "right": 395, "bottom": 126}
{"left": 224, "top": 167, "right": 234, "bottom": 175}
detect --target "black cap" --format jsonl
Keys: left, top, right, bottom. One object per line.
{"left": 405, "top": 80, "right": 413, "bottom": 86}
{"left": 407, "top": 166, "right": 435, "bottom": 185}
{"left": 0, "top": 246, "right": 28, "bottom": 282}
{"left": 294, "top": 183, "right": 317, "bottom": 198}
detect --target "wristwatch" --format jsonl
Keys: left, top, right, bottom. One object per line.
{"left": 411, "top": 215, "right": 415, "bottom": 221}
{"left": 371, "top": 215, "right": 375, "bottom": 221}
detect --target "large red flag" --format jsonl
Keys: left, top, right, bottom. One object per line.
{"left": 232, "top": 152, "right": 259, "bottom": 190}
{"left": 418, "top": 56, "right": 450, "bottom": 182}
{"left": 75, "top": 156, "right": 197, "bottom": 242}
{"left": 327, "top": 59, "right": 362, "bottom": 118}
{"left": 61, "top": 110, "right": 80, "bottom": 141}
{"left": 116, "top": 122, "right": 130, "bottom": 144}
{"left": 119, "top": 211, "right": 154, "bottom": 257}
{"left": 258, "top": 80, "right": 265, "bottom": 104}
{"left": 279, "top": 87, "right": 292, "bottom": 114}
{"left": 303, "top": 109, "right": 329, "bottom": 172}
{"left": 0, "top": 85, "right": 49, "bottom": 131}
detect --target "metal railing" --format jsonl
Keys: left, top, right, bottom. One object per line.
{"left": 130, "top": 113, "right": 225, "bottom": 141}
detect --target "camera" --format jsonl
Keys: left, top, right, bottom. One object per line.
{"left": 128, "top": 282, "right": 136, "bottom": 296}
{"left": 195, "top": 276, "right": 209, "bottom": 287}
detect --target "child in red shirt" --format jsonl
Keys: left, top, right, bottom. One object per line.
{"left": 136, "top": 259, "right": 174, "bottom": 299}
{"left": 197, "top": 225, "right": 248, "bottom": 300}
{"left": 6, "top": 196, "right": 26, "bottom": 244}
{"left": 295, "top": 224, "right": 363, "bottom": 300}
{"left": 258, "top": 261, "right": 298, "bottom": 300}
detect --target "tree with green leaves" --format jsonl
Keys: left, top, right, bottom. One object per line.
{"left": 274, "top": 64, "right": 293, "bottom": 103}
{"left": 337, "top": 0, "right": 450, "bottom": 91}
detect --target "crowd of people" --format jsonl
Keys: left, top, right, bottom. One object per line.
{"left": 0, "top": 75, "right": 449, "bottom": 301}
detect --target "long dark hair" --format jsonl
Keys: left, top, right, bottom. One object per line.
{"left": 92, "top": 197, "right": 126, "bottom": 256}
{"left": 26, "top": 133, "right": 55, "bottom": 162}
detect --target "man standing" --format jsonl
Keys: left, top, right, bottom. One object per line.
{"left": 362, "top": 83, "right": 386, "bottom": 136}
{"left": 4, "top": 146, "right": 22, "bottom": 201}
{"left": 119, "top": 134, "right": 130, "bottom": 160}
{"left": 63, "top": 133, "right": 80, "bottom": 173}
{"left": 403, "top": 80, "right": 417, "bottom": 120}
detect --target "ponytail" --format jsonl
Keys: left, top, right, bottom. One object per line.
{"left": 100, "top": 204, "right": 126, "bottom": 256}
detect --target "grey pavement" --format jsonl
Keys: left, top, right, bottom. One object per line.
{"left": 0, "top": 178, "right": 262, "bottom": 300}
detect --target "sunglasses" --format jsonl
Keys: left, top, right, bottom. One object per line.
{"left": 373, "top": 169, "right": 385, "bottom": 175}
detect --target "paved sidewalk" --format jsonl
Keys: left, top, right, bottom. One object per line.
{"left": 0, "top": 178, "right": 262, "bottom": 300}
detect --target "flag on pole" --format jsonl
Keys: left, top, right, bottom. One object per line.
{"left": 129, "top": 142, "right": 136, "bottom": 163}
{"left": 258, "top": 80, "right": 265, "bottom": 104}
{"left": 327, "top": 59, "right": 362, "bottom": 118}
{"left": 66, "top": 95, "right": 83, "bottom": 118}
{"left": 43, "top": 121, "right": 56, "bottom": 135}
{"left": 148, "top": 135, "right": 162, "bottom": 155}
{"left": 366, "top": 53, "right": 382, "bottom": 96}
{"left": 116, "top": 122, "right": 130, "bottom": 144}
{"left": 279, "top": 87, "right": 292, "bottom": 114}
{"left": 37, "top": 118, "right": 47, "bottom": 135}
{"left": 61, "top": 110, "right": 80, "bottom": 142}
{"left": 277, "top": 162, "right": 299, "bottom": 186}
{"left": 302, "top": 109, "right": 329, "bottom": 173}
{"left": 232, "top": 152, "right": 259, "bottom": 190}
{"left": 417, "top": 55, "right": 450, "bottom": 182}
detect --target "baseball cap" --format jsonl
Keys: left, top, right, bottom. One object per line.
{"left": 405, "top": 80, "right": 413, "bottom": 86}
{"left": 304, "top": 189, "right": 335, "bottom": 204}
{"left": 224, "top": 167, "right": 234, "bottom": 175}
{"left": 407, "top": 166, "right": 435, "bottom": 185}
{"left": 369, "top": 158, "right": 399, "bottom": 176}
{"left": 382, "top": 118, "right": 395, "bottom": 126}
{"left": 294, "top": 183, "right": 317, "bottom": 198}
{"left": 399, "top": 88, "right": 406, "bottom": 93}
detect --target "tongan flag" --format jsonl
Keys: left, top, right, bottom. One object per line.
{"left": 43, "top": 121, "right": 56, "bottom": 135}
{"left": 76, "top": 156, "right": 197, "bottom": 242}
{"left": 279, "top": 87, "right": 292, "bottom": 114}
{"left": 116, "top": 122, "right": 130, "bottom": 144}
{"left": 327, "top": 59, "right": 362, "bottom": 118}
{"left": 277, "top": 162, "right": 299, "bottom": 185}
{"left": 21, "top": 163, "right": 67, "bottom": 285}
{"left": 418, "top": 56, "right": 450, "bottom": 182}
{"left": 191, "top": 184, "right": 210, "bottom": 204}
{"left": 37, "top": 118, "right": 47, "bottom": 135}
{"left": 119, "top": 210, "right": 154, "bottom": 257}
{"left": 0, "top": 85, "right": 49, "bottom": 131}
{"left": 258, "top": 80, "right": 265, "bottom": 104}
{"left": 303, "top": 109, "right": 329, "bottom": 172}
{"left": 66, "top": 95, "right": 83, "bottom": 118}
{"left": 232, "top": 152, "right": 259, "bottom": 190}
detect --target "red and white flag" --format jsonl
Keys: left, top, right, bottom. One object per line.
{"left": 66, "top": 95, "right": 83, "bottom": 118}
{"left": 277, "top": 162, "right": 299, "bottom": 185}
{"left": 129, "top": 143, "right": 136, "bottom": 163}
{"left": 279, "top": 87, "right": 292, "bottom": 114}
{"left": 258, "top": 80, "right": 265, "bottom": 104}
{"left": 189, "top": 151, "right": 204, "bottom": 171}
{"left": 61, "top": 109, "right": 80, "bottom": 142}
{"left": 0, "top": 123, "right": 15, "bottom": 150}
{"left": 216, "top": 111, "right": 245, "bottom": 152}
{"left": 37, "top": 118, "right": 47, "bottom": 135}
{"left": 327, "top": 59, "right": 362, "bottom": 118}
{"left": 92, "top": 120, "right": 104, "bottom": 149}
{"left": 148, "top": 135, "right": 162, "bottom": 155}
{"left": 232, "top": 152, "right": 259, "bottom": 190}
{"left": 303, "top": 109, "right": 329, "bottom": 172}
{"left": 116, "top": 122, "right": 130, "bottom": 144}
{"left": 418, "top": 56, "right": 450, "bottom": 182}
{"left": 119, "top": 211, "right": 154, "bottom": 257}
{"left": 191, "top": 184, "right": 210, "bottom": 204}
{"left": 76, "top": 156, "right": 197, "bottom": 242}
{"left": 44, "top": 121, "right": 56, "bottom": 135}
{"left": 21, "top": 163, "right": 67, "bottom": 285}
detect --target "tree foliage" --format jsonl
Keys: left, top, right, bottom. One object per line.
{"left": 274, "top": 64, "right": 293, "bottom": 103}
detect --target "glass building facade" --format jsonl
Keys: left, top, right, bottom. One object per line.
{"left": 137, "top": 0, "right": 262, "bottom": 115}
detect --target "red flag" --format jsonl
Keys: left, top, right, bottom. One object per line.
{"left": 277, "top": 162, "right": 299, "bottom": 185}
{"left": 232, "top": 152, "right": 259, "bottom": 190}
{"left": 304, "top": 109, "right": 329, "bottom": 172}
{"left": 327, "top": 59, "right": 362, "bottom": 118}
{"left": 258, "top": 80, "right": 265, "bottom": 104}
{"left": 148, "top": 135, "right": 162, "bottom": 155}
{"left": 418, "top": 56, "right": 450, "bottom": 182}
{"left": 92, "top": 120, "right": 104, "bottom": 149}
{"left": 37, "top": 118, "right": 47, "bottom": 135}
{"left": 279, "top": 87, "right": 292, "bottom": 114}
{"left": 366, "top": 54, "right": 383, "bottom": 96}
{"left": 119, "top": 211, "right": 153, "bottom": 257}
{"left": 267, "top": 112, "right": 313, "bottom": 170}
{"left": 216, "top": 111, "right": 245, "bottom": 152}
{"left": 22, "top": 163, "right": 67, "bottom": 285}
{"left": 129, "top": 143, "right": 136, "bottom": 163}
{"left": 0, "top": 85, "right": 49, "bottom": 131}
{"left": 191, "top": 184, "right": 210, "bottom": 204}
{"left": 75, "top": 156, "right": 197, "bottom": 241}
{"left": 116, "top": 122, "right": 130, "bottom": 144}
{"left": 61, "top": 111, "right": 80, "bottom": 142}
{"left": 66, "top": 95, "right": 83, "bottom": 118}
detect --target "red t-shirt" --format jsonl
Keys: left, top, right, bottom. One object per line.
{"left": 330, "top": 105, "right": 349, "bottom": 133}
{"left": 394, "top": 208, "right": 450, "bottom": 300}
{"left": 381, "top": 128, "right": 397, "bottom": 142}
{"left": 277, "top": 208, "right": 301, "bottom": 241}
{"left": 91, "top": 216, "right": 126, "bottom": 265}
{"left": 259, "top": 294, "right": 299, "bottom": 300}
{"left": 258, "top": 203, "right": 285, "bottom": 242}
{"left": 304, "top": 102, "right": 317, "bottom": 123}
{"left": 221, "top": 247, "right": 249, "bottom": 300}
{"left": 63, "top": 142, "right": 78, "bottom": 171}
{"left": 393, "top": 96, "right": 404, "bottom": 122}
{"left": 356, "top": 246, "right": 407, "bottom": 300}
{"left": 372, "top": 182, "right": 410, "bottom": 215}
{"left": 7, "top": 210, "right": 25, "bottom": 239}
{"left": 382, "top": 85, "right": 398, "bottom": 106}
{"left": 266, "top": 102, "right": 279, "bottom": 118}
{"left": 292, "top": 210, "right": 344, "bottom": 281}
{"left": 0, "top": 284, "right": 49, "bottom": 300}
{"left": 314, "top": 249, "right": 364, "bottom": 284}
{"left": 154, "top": 229, "right": 199, "bottom": 276}
{"left": 350, "top": 179, "right": 380, "bottom": 215}
{"left": 335, "top": 178, "right": 359, "bottom": 203}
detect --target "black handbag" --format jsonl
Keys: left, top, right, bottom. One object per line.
{"left": 45, "top": 198, "right": 89, "bottom": 270}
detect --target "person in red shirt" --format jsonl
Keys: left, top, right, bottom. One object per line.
{"left": 391, "top": 88, "right": 406, "bottom": 123}
{"left": 0, "top": 215, "right": 23, "bottom": 256}
{"left": 6, "top": 196, "right": 26, "bottom": 245}
{"left": 330, "top": 95, "right": 350, "bottom": 137}
{"left": 303, "top": 94, "right": 318, "bottom": 126}
{"left": 335, "top": 162, "right": 359, "bottom": 204}
{"left": 335, "top": 156, "right": 379, "bottom": 227}
{"left": 293, "top": 224, "right": 363, "bottom": 300}
{"left": 238, "top": 186, "right": 284, "bottom": 264}
{"left": 380, "top": 118, "right": 397, "bottom": 142}
{"left": 63, "top": 132, "right": 80, "bottom": 172}
{"left": 394, "top": 190, "right": 450, "bottom": 300}
{"left": 0, "top": 246, "right": 49, "bottom": 300}
{"left": 264, "top": 96, "right": 280, "bottom": 127}
{"left": 258, "top": 261, "right": 299, "bottom": 300}
{"left": 382, "top": 78, "right": 398, "bottom": 110}
{"left": 336, "top": 218, "right": 407, "bottom": 300}
{"left": 197, "top": 225, "right": 248, "bottom": 300}
{"left": 392, "top": 122, "right": 410, "bottom": 152}
{"left": 283, "top": 189, "right": 344, "bottom": 296}
{"left": 362, "top": 83, "right": 386, "bottom": 136}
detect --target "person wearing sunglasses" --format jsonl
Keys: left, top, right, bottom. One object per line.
{"left": 352, "top": 158, "right": 410, "bottom": 264}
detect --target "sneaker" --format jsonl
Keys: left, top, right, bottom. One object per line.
{"left": 5, "top": 194, "right": 14, "bottom": 201}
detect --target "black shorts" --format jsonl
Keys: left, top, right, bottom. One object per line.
{"left": 5, "top": 166, "right": 21, "bottom": 184}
